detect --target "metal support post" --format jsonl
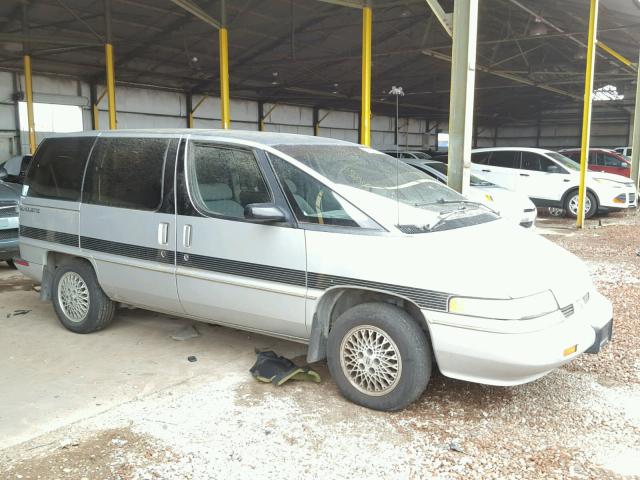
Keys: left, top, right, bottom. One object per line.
{"left": 22, "top": 4, "right": 36, "bottom": 154}
{"left": 219, "top": 0, "right": 230, "bottom": 129}
{"left": 576, "top": 0, "right": 599, "bottom": 228}
{"left": 447, "top": 0, "right": 478, "bottom": 195}
{"left": 360, "top": 5, "right": 372, "bottom": 146}
{"left": 104, "top": 0, "right": 116, "bottom": 129}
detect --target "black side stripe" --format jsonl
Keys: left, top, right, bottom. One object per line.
{"left": 19, "top": 226, "right": 451, "bottom": 312}
{"left": 307, "top": 272, "right": 449, "bottom": 311}
{"left": 81, "top": 236, "right": 175, "bottom": 265}
{"left": 20, "top": 226, "right": 79, "bottom": 247}
{"left": 176, "top": 252, "right": 306, "bottom": 287}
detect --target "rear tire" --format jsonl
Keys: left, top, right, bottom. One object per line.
{"left": 327, "top": 302, "right": 432, "bottom": 411}
{"left": 564, "top": 190, "right": 597, "bottom": 219}
{"left": 6, "top": 260, "right": 16, "bottom": 269}
{"left": 52, "top": 259, "right": 115, "bottom": 333}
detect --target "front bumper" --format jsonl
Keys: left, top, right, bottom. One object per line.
{"left": 425, "top": 290, "right": 613, "bottom": 386}
{"left": 0, "top": 234, "right": 19, "bottom": 261}
{"left": 598, "top": 185, "right": 637, "bottom": 209}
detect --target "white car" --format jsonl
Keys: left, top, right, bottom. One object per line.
{"left": 17, "top": 131, "right": 612, "bottom": 411}
{"left": 471, "top": 147, "right": 637, "bottom": 218}
{"left": 614, "top": 146, "right": 632, "bottom": 158}
{"left": 401, "top": 159, "right": 537, "bottom": 228}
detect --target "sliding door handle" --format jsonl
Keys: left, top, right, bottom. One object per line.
{"left": 157, "top": 222, "right": 169, "bottom": 245}
{"left": 183, "top": 224, "right": 192, "bottom": 248}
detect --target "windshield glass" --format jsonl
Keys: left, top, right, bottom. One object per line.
{"left": 274, "top": 145, "right": 498, "bottom": 233}
{"left": 547, "top": 152, "right": 579, "bottom": 171}
{"left": 412, "top": 152, "right": 431, "bottom": 160}
{"left": 426, "top": 162, "right": 495, "bottom": 187}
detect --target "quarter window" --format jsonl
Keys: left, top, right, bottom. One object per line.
{"left": 84, "top": 137, "right": 169, "bottom": 211}
{"left": 188, "top": 144, "right": 271, "bottom": 219}
{"left": 269, "top": 154, "right": 379, "bottom": 229}
{"left": 25, "top": 136, "right": 95, "bottom": 201}
{"left": 471, "top": 151, "right": 491, "bottom": 165}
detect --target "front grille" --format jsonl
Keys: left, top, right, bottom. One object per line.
{"left": 0, "top": 228, "right": 18, "bottom": 241}
{"left": 561, "top": 304, "right": 574, "bottom": 318}
{"left": 519, "top": 220, "right": 534, "bottom": 228}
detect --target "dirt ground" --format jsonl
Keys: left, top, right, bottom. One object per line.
{"left": 1, "top": 210, "right": 639, "bottom": 479}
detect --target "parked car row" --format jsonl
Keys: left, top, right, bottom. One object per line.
{"left": 0, "top": 155, "right": 30, "bottom": 268}
{"left": 14, "top": 130, "right": 614, "bottom": 411}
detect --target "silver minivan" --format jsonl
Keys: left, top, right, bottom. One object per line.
{"left": 17, "top": 130, "right": 612, "bottom": 411}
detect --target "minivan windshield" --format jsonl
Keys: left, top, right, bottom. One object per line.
{"left": 274, "top": 145, "right": 498, "bottom": 233}
{"left": 547, "top": 152, "right": 580, "bottom": 171}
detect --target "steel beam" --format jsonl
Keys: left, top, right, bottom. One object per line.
{"left": 447, "top": 0, "right": 478, "bottom": 195}
{"left": 360, "top": 5, "right": 372, "bottom": 146}
{"left": 576, "top": 0, "right": 599, "bottom": 229}
{"left": 424, "top": 0, "right": 452, "bottom": 37}
{"left": 631, "top": 50, "right": 640, "bottom": 190}
{"left": 169, "top": 0, "right": 221, "bottom": 29}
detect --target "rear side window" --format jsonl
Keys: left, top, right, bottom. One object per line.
{"left": 471, "top": 151, "right": 491, "bottom": 164}
{"left": 521, "top": 152, "right": 555, "bottom": 172}
{"left": 26, "top": 137, "right": 95, "bottom": 201}
{"left": 488, "top": 151, "right": 519, "bottom": 168}
{"left": 84, "top": 137, "right": 170, "bottom": 211}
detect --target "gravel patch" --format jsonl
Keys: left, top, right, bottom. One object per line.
{"left": 2, "top": 211, "right": 639, "bottom": 479}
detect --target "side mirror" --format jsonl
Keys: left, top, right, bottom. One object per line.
{"left": 244, "top": 203, "right": 287, "bottom": 223}
{"left": 0, "top": 167, "right": 7, "bottom": 181}
{"left": 547, "top": 165, "right": 560, "bottom": 174}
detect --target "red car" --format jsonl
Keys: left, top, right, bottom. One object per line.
{"left": 559, "top": 148, "right": 631, "bottom": 177}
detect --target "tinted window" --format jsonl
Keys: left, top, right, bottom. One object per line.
{"left": 26, "top": 137, "right": 95, "bottom": 201}
{"left": 84, "top": 137, "right": 169, "bottom": 211}
{"left": 600, "top": 152, "right": 627, "bottom": 168}
{"left": 471, "top": 151, "right": 491, "bottom": 164}
{"left": 488, "top": 151, "right": 519, "bottom": 168}
{"left": 188, "top": 144, "right": 271, "bottom": 219}
{"left": 521, "top": 152, "right": 555, "bottom": 172}
{"left": 270, "top": 154, "right": 377, "bottom": 229}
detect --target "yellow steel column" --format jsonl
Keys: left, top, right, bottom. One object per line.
{"left": 104, "top": 0, "right": 116, "bottom": 129}
{"left": 576, "top": 0, "right": 599, "bottom": 228}
{"left": 23, "top": 55, "right": 36, "bottom": 154}
{"left": 22, "top": 5, "right": 36, "bottom": 154}
{"left": 219, "top": 27, "right": 230, "bottom": 129}
{"left": 360, "top": 5, "right": 372, "bottom": 146}
{"left": 105, "top": 43, "right": 116, "bottom": 129}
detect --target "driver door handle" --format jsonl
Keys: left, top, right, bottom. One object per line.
{"left": 520, "top": 173, "right": 530, "bottom": 177}
{"left": 482, "top": 169, "right": 491, "bottom": 172}
{"left": 183, "top": 224, "right": 192, "bottom": 248}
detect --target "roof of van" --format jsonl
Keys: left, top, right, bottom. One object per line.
{"left": 52, "top": 129, "right": 355, "bottom": 147}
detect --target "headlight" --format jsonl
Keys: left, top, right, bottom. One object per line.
{"left": 448, "top": 290, "right": 558, "bottom": 320}
{"left": 593, "top": 178, "right": 623, "bottom": 186}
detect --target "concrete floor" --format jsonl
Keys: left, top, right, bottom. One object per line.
{"left": 0, "top": 264, "right": 304, "bottom": 449}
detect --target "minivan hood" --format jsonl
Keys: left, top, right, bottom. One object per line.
{"left": 404, "top": 221, "right": 590, "bottom": 306}
{"left": 0, "top": 181, "right": 20, "bottom": 201}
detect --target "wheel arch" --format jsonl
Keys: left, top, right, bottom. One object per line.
{"left": 40, "top": 251, "right": 99, "bottom": 301}
{"left": 561, "top": 186, "right": 600, "bottom": 210}
{"left": 306, "top": 286, "right": 432, "bottom": 363}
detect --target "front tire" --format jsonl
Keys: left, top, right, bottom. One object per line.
{"left": 327, "top": 302, "right": 432, "bottom": 411}
{"left": 564, "top": 190, "right": 597, "bottom": 219}
{"left": 52, "top": 259, "right": 115, "bottom": 333}
{"left": 6, "top": 260, "right": 16, "bottom": 269}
